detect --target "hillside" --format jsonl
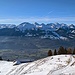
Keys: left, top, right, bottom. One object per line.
{"left": 0, "top": 55, "right": 75, "bottom": 75}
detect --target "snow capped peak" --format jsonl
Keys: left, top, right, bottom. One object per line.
{"left": 69, "top": 24, "right": 75, "bottom": 29}
{"left": 17, "top": 22, "right": 35, "bottom": 31}
{"left": 0, "top": 22, "right": 75, "bottom": 39}
{"left": 34, "top": 22, "right": 43, "bottom": 28}
{"left": 60, "top": 23, "right": 68, "bottom": 29}
{"left": 61, "top": 23, "right": 67, "bottom": 27}
{"left": 34, "top": 22, "right": 40, "bottom": 25}
{"left": 19, "top": 22, "right": 31, "bottom": 26}
{"left": 0, "top": 24, "right": 16, "bottom": 29}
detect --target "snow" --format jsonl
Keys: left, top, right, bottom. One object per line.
{"left": 0, "top": 55, "right": 75, "bottom": 75}
{"left": 0, "top": 22, "right": 75, "bottom": 40}
{"left": 60, "top": 36, "right": 67, "bottom": 40}
{"left": 71, "top": 30, "right": 75, "bottom": 33}
{"left": 0, "top": 61, "right": 14, "bottom": 75}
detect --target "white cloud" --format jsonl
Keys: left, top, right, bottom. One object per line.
{"left": 0, "top": 17, "right": 75, "bottom": 25}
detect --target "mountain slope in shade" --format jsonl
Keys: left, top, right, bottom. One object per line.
{"left": 0, "top": 55, "right": 75, "bottom": 75}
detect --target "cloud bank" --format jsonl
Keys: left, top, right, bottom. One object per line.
{"left": 0, "top": 17, "right": 75, "bottom": 25}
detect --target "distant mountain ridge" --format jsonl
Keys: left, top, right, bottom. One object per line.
{"left": 0, "top": 22, "right": 75, "bottom": 40}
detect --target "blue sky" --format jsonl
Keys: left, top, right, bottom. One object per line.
{"left": 0, "top": 0, "right": 75, "bottom": 25}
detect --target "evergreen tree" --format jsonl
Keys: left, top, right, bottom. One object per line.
{"left": 48, "top": 50, "right": 52, "bottom": 56}
{"left": 58, "top": 46, "right": 65, "bottom": 54}
{"left": 54, "top": 49, "right": 57, "bottom": 55}
{"left": 64, "top": 48, "right": 67, "bottom": 54}
{"left": 73, "top": 48, "right": 75, "bottom": 54}
{"left": 67, "top": 48, "right": 72, "bottom": 54}
{"left": 7, "top": 59, "right": 10, "bottom": 61}
{"left": 0, "top": 56, "right": 2, "bottom": 60}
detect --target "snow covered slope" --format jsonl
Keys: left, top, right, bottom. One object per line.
{"left": 0, "top": 55, "right": 75, "bottom": 75}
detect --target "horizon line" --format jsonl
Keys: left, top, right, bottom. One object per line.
{"left": 0, "top": 17, "right": 75, "bottom": 25}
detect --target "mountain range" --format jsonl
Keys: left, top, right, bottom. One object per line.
{"left": 0, "top": 22, "right": 75, "bottom": 40}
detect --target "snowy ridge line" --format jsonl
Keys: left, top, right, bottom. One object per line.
{"left": 0, "top": 55, "right": 75, "bottom": 75}
{"left": 0, "top": 22, "right": 75, "bottom": 40}
{"left": 20, "top": 58, "right": 49, "bottom": 75}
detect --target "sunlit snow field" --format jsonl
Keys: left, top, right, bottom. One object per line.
{"left": 0, "top": 55, "right": 75, "bottom": 75}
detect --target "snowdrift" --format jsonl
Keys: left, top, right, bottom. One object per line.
{"left": 0, "top": 55, "right": 75, "bottom": 75}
